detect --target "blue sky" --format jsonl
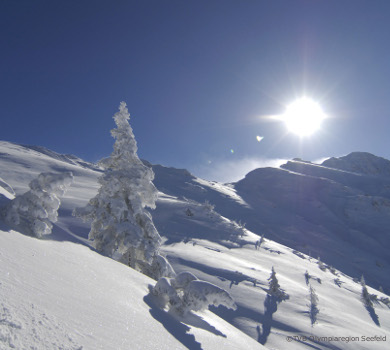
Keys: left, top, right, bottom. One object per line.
{"left": 2, "top": 0, "right": 390, "bottom": 182}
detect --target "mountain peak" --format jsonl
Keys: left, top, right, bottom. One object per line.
{"left": 322, "top": 152, "right": 390, "bottom": 177}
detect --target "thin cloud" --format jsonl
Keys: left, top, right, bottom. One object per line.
{"left": 194, "top": 157, "right": 287, "bottom": 183}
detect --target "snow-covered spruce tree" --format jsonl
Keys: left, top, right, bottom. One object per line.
{"left": 73, "top": 102, "right": 173, "bottom": 280}
{"left": 360, "top": 276, "right": 373, "bottom": 308}
{"left": 267, "top": 266, "right": 288, "bottom": 300}
{"left": 309, "top": 284, "right": 319, "bottom": 326}
{"left": 152, "top": 271, "right": 237, "bottom": 315}
{"left": 255, "top": 234, "right": 265, "bottom": 250}
{"left": 304, "top": 270, "right": 310, "bottom": 285}
{"left": 268, "top": 267, "right": 280, "bottom": 295}
{"left": 317, "top": 256, "right": 326, "bottom": 271}
{"left": 1, "top": 172, "right": 73, "bottom": 237}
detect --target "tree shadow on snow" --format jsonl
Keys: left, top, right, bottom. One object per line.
{"left": 365, "top": 305, "right": 380, "bottom": 327}
{"left": 0, "top": 202, "right": 94, "bottom": 250}
{"left": 170, "top": 257, "right": 261, "bottom": 289}
{"left": 182, "top": 311, "right": 227, "bottom": 338}
{"left": 143, "top": 293, "right": 203, "bottom": 350}
{"left": 257, "top": 295, "right": 278, "bottom": 345}
{"left": 210, "top": 301, "right": 301, "bottom": 339}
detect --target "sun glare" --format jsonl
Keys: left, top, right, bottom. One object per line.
{"left": 282, "top": 97, "right": 326, "bottom": 137}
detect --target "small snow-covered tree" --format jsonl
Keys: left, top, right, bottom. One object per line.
{"left": 309, "top": 285, "right": 319, "bottom": 326}
{"left": 268, "top": 267, "right": 280, "bottom": 295}
{"left": 74, "top": 102, "right": 172, "bottom": 279}
{"left": 152, "top": 271, "right": 237, "bottom": 315}
{"left": 304, "top": 270, "right": 310, "bottom": 285}
{"left": 185, "top": 208, "right": 194, "bottom": 217}
{"left": 267, "top": 266, "right": 288, "bottom": 300}
{"left": 361, "top": 276, "right": 373, "bottom": 308}
{"left": 317, "top": 256, "right": 326, "bottom": 271}
{"left": 255, "top": 234, "right": 265, "bottom": 250}
{"left": 2, "top": 172, "right": 73, "bottom": 237}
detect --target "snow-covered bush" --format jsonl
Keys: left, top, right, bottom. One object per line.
{"left": 152, "top": 271, "right": 237, "bottom": 315}
{"left": 1, "top": 172, "right": 73, "bottom": 237}
{"left": 73, "top": 102, "right": 172, "bottom": 280}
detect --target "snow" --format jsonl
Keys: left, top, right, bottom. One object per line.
{"left": 0, "top": 229, "right": 261, "bottom": 350}
{"left": 322, "top": 152, "right": 390, "bottom": 177}
{"left": 0, "top": 141, "right": 390, "bottom": 349}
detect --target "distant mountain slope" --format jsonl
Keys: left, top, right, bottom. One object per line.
{"left": 151, "top": 154, "right": 390, "bottom": 293}
{"left": 232, "top": 160, "right": 390, "bottom": 292}
{"left": 323, "top": 152, "right": 390, "bottom": 177}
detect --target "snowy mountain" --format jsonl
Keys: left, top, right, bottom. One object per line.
{"left": 0, "top": 141, "right": 389, "bottom": 349}
{"left": 152, "top": 154, "right": 390, "bottom": 294}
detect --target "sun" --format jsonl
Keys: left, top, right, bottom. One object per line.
{"left": 282, "top": 97, "right": 326, "bottom": 137}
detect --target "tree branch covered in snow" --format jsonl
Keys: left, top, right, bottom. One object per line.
{"left": 1, "top": 172, "right": 73, "bottom": 237}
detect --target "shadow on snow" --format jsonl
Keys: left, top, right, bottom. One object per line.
{"left": 143, "top": 291, "right": 227, "bottom": 350}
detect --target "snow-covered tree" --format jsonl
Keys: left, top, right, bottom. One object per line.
{"left": 317, "top": 256, "right": 326, "bottom": 271}
{"left": 152, "top": 271, "right": 237, "bottom": 315}
{"left": 309, "top": 285, "right": 319, "bottom": 326}
{"left": 267, "top": 266, "right": 288, "bottom": 300}
{"left": 1, "top": 172, "right": 73, "bottom": 237}
{"left": 304, "top": 270, "right": 310, "bottom": 285}
{"left": 202, "top": 200, "right": 215, "bottom": 219}
{"left": 185, "top": 208, "right": 194, "bottom": 217}
{"left": 268, "top": 267, "right": 280, "bottom": 295}
{"left": 73, "top": 102, "right": 172, "bottom": 280}
{"left": 255, "top": 234, "right": 265, "bottom": 250}
{"left": 361, "top": 276, "right": 373, "bottom": 308}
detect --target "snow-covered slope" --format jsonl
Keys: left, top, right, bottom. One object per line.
{"left": 150, "top": 152, "right": 390, "bottom": 294}
{"left": 0, "top": 227, "right": 262, "bottom": 350}
{"left": 322, "top": 152, "right": 390, "bottom": 177}
{"left": 0, "top": 141, "right": 389, "bottom": 349}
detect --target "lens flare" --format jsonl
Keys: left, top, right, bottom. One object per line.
{"left": 282, "top": 97, "right": 326, "bottom": 137}
{"left": 256, "top": 136, "right": 264, "bottom": 142}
